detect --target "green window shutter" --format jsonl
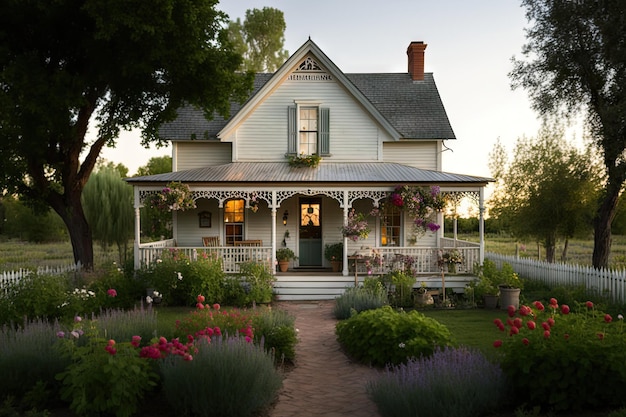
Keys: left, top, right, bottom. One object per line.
{"left": 319, "top": 107, "right": 330, "bottom": 156}
{"left": 287, "top": 106, "right": 297, "bottom": 154}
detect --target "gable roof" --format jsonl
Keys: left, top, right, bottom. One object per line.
{"left": 126, "top": 162, "right": 489, "bottom": 186}
{"left": 159, "top": 39, "right": 455, "bottom": 141}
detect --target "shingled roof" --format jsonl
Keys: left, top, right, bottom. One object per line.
{"left": 159, "top": 47, "right": 456, "bottom": 141}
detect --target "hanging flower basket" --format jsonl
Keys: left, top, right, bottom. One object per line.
{"left": 147, "top": 182, "right": 196, "bottom": 212}
{"left": 386, "top": 185, "right": 446, "bottom": 238}
{"left": 340, "top": 209, "right": 370, "bottom": 241}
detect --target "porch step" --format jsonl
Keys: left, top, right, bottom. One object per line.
{"left": 274, "top": 274, "right": 356, "bottom": 301}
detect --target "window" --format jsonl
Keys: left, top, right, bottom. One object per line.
{"left": 288, "top": 105, "right": 330, "bottom": 156}
{"left": 380, "top": 205, "right": 401, "bottom": 247}
{"left": 299, "top": 107, "right": 318, "bottom": 155}
{"left": 224, "top": 199, "right": 244, "bottom": 245}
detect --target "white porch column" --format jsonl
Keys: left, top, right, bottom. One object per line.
{"left": 342, "top": 190, "right": 349, "bottom": 277}
{"left": 133, "top": 187, "right": 141, "bottom": 270}
{"left": 271, "top": 191, "right": 277, "bottom": 275}
{"left": 134, "top": 206, "right": 141, "bottom": 270}
{"left": 479, "top": 187, "right": 485, "bottom": 263}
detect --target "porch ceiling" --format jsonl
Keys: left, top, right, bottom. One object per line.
{"left": 126, "top": 162, "right": 492, "bottom": 186}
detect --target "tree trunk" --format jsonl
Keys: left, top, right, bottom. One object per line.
{"left": 49, "top": 194, "right": 94, "bottom": 270}
{"left": 561, "top": 237, "right": 569, "bottom": 262}
{"left": 545, "top": 233, "right": 556, "bottom": 263}
{"left": 592, "top": 181, "right": 621, "bottom": 269}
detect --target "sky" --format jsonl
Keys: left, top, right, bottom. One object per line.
{"left": 100, "top": 0, "right": 545, "bottom": 182}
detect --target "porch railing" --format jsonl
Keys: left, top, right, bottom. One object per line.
{"left": 138, "top": 238, "right": 480, "bottom": 275}
{"left": 138, "top": 241, "right": 272, "bottom": 274}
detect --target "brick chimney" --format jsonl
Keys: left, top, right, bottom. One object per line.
{"left": 407, "top": 41, "right": 427, "bottom": 81}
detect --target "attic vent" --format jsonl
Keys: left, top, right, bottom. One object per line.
{"left": 296, "top": 57, "right": 323, "bottom": 72}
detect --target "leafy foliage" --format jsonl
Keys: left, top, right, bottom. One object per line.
{"left": 488, "top": 123, "right": 601, "bottom": 262}
{"left": 493, "top": 298, "right": 626, "bottom": 411}
{"left": 510, "top": 1, "right": 626, "bottom": 268}
{"left": 333, "top": 281, "right": 388, "bottom": 320}
{"left": 335, "top": 306, "right": 455, "bottom": 367}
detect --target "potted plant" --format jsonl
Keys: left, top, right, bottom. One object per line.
{"left": 471, "top": 260, "right": 500, "bottom": 309}
{"left": 440, "top": 249, "right": 463, "bottom": 273}
{"left": 324, "top": 242, "right": 344, "bottom": 272}
{"left": 496, "top": 261, "right": 523, "bottom": 310}
{"left": 276, "top": 248, "right": 297, "bottom": 272}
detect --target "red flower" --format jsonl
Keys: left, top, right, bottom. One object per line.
{"left": 522, "top": 338, "right": 530, "bottom": 346}
{"left": 493, "top": 340, "right": 503, "bottom": 348}
{"left": 196, "top": 303, "right": 204, "bottom": 309}
{"left": 519, "top": 305, "right": 532, "bottom": 316}
{"left": 597, "top": 332, "right": 605, "bottom": 340}
{"left": 549, "top": 298, "right": 558, "bottom": 307}
{"left": 561, "top": 304, "right": 570, "bottom": 315}
{"left": 564, "top": 333, "right": 570, "bottom": 340}
{"left": 527, "top": 320, "right": 536, "bottom": 330}
{"left": 543, "top": 330, "right": 551, "bottom": 339}
{"left": 213, "top": 303, "right": 221, "bottom": 311}
{"left": 513, "top": 318, "right": 523, "bottom": 329}
{"left": 507, "top": 305, "right": 517, "bottom": 317}
{"left": 509, "top": 326, "right": 519, "bottom": 335}
{"left": 131, "top": 335, "right": 141, "bottom": 347}
{"left": 586, "top": 301, "right": 594, "bottom": 309}
{"left": 605, "top": 314, "right": 613, "bottom": 323}
{"left": 197, "top": 294, "right": 205, "bottom": 303}
{"left": 547, "top": 317, "right": 555, "bottom": 327}
{"left": 542, "top": 322, "right": 551, "bottom": 331}
{"left": 107, "top": 288, "right": 117, "bottom": 297}
{"left": 533, "top": 301, "right": 545, "bottom": 311}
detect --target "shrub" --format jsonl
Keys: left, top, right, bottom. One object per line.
{"left": 333, "top": 281, "right": 387, "bottom": 320}
{"left": 88, "top": 304, "right": 158, "bottom": 343}
{"left": 81, "top": 263, "right": 145, "bottom": 311}
{"left": 251, "top": 308, "right": 298, "bottom": 363}
{"left": 0, "top": 272, "right": 72, "bottom": 325}
{"left": 493, "top": 298, "right": 626, "bottom": 411}
{"left": 160, "top": 336, "right": 282, "bottom": 417}
{"left": 138, "top": 249, "right": 224, "bottom": 306}
{"left": 237, "top": 261, "right": 275, "bottom": 305}
{"left": 367, "top": 346, "right": 506, "bottom": 417}
{"left": 56, "top": 336, "right": 159, "bottom": 417}
{"left": 336, "top": 306, "right": 455, "bottom": 367}
{"left": 0, "top": 318, "right": 70, "bottom": 409}
{"left": 381, "top": 271, "right": 415, "bottom": 307}
{"left": 174, "top": 303, "right": 254, "bottom": 341}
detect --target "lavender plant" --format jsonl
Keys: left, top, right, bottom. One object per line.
{"left": 333, "top": 283, "right": 388, "bottom": 320}
{"left": 367, "top": 346, "right": 506, "bottom": 417}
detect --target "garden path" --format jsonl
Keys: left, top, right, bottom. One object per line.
{"left": 270, "top": 301, "right": 382, "bottom": 417}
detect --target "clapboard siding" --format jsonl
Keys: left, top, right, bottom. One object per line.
{"left": 175, "top": 142, "right": 232, "bottom": 171}
{"left": 226, "top": 78, "right": 390, "bottom": 162}
{"left": 383, "top": 141, "right": 438, "bottom": 170}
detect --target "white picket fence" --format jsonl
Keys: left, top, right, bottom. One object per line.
{"left": 487, "top": 252, "right": 626, "bottom": 304}
{"left": 0, "top": 263, "right": 82, "bottom": 290}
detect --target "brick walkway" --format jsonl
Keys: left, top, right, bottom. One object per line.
{"left": 269, "top": 301, "right": 382, "bottom": 417}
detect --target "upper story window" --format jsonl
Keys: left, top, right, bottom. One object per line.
{"left": 299, "top": 107, "right": 318, "bottom": 155}
{"left": 288, "top": 102, "right": 330, "bottom": 156}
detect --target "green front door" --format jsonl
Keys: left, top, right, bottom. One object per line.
{"left": 298, "top": 198, "right": 322, "bottom": 266}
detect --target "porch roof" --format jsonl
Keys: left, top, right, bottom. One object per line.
{"left": 126, "top": 162, "right": 492, "bottom": 186}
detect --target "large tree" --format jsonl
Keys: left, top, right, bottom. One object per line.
{"left": 510, "top": 0, "right": 626, "bottom": 268}
{"left": 0, "top": 1, "right": 253, "bottom": 268}
{"left": 227, "top": 7, "right": 289, "bottom": 72}
{"left": 488, "top": 123, "right": 602, "bottom": 263}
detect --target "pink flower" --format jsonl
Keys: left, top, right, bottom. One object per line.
{"left": 522, "top": 338, "right": 530, "bottom": 346}
{"left": 213, "top": 303, "right": 221, "bottom": 311}
{"left": 105, "top": 345, "right": 117, "bottom": 355}
{"left": 56, "top": 331, "right": 65, "bottom": 338}
{"left": 542, "top": 322, "right": 551, "bottom": 331}
{"left": 549, "top": 298, "right": 558, "bottom": 307}
{"left": 547, "top": 318, "right": 555, "bottom": 327}
{"left": 390, "top": 193, "right": 403, "bottom": 207}
{"left": 108, "top": 339, "right": 116, "bottom": 346}
{"left": 197, "top": 295, "right": 205, "bottom": 303}
{"left": 586, "top": 301, "right": 594, "bottom": 309}
{"left": 107, "top": 288, "right": 117, "bottom": 297}
{"left": 131, "top": 335, "right": 142, "bottom": 347}
{"left": 513, "top": 318, "right": 523, "bottom": 329}
{"left": 543, "top": 330, "right": 551, "bottom": 339}
{"left": 509, "top": 326, "right": 519, "bottom": 335}
{"left": 519, "top": 305, "right": 532, "bottom": 316}
{"left": 533, "top": 301, "right": 545, "bottom": 311}
{"left": 605, "top": 314, "right": 613, "bottom": 323}
{"left": 74, "top": 316, "right": 82, "bottom": 323}
{"left": 561, "top": 304, "right": 570, "bottom": 315}
{"left": 196, "top": 303, "right": 205, "bottom": 309}
{"left": 493, "top": 340, "right": 503, "bottom": 348}
{"left": 527, "top": 320, "right": 536, "bottom": 330}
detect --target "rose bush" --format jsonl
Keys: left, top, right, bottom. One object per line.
{"left": 492, "top": 298, "right": 626, "bottom": 411}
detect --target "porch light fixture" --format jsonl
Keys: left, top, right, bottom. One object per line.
{"left": 282, "top": 210, "right": 289, "bottom": 226}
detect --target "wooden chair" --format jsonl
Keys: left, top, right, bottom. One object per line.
{"left": 202, "top": 236, "right": 220, "bottom": 247}
{"left": 234, "top": 240, "right": 262, "bottom": 247}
